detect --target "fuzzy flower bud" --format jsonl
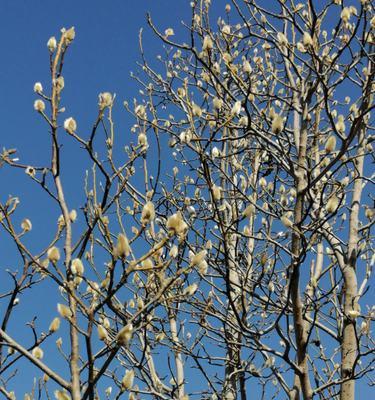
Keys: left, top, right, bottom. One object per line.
{"left": 47, "top": 36, "right": 57, "bottom": 52}
{"left": 141, "top": 201, "right": 155, "bottom": 225}
{"left": 21, "top": 218, "right": 32, "bottom": 232}
{"left": 116, "top": 323, "right": 133, "bottom": 346}
{"left": 33, "top": 82, "right": 43, "bottom": 93}
{"left": 32, "top": 347, "right": 44, "bottom": 359}
{"left": 121, "top": 369, "right": 135, "bottom": 391}
{"left": 71, "top": 258, "right": 84, "bottom": 275}
{"left": 34, "top": 99, "right": 46, "bottom": 112}
{"left": 49, "top": 317, "right": 61, "bottom": 332}
{"left": 64, "top": 117, "right": 77, "bottom": 134}
{"left": 57, "top": 303, "right": 72, "bottom": 319}
{"left": 47, "top": 246, "right": 60, "bottom": 263}
{"left": 98, "top": 92, "right": 113, "bottom": 110}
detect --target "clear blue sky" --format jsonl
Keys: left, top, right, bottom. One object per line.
{"left": 0, "top": 0, "right": 372, "bottom": 398}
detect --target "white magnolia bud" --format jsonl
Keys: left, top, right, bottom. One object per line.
{"left": 32, "top": 346, "right": 44, "bottom": 359}
{"left": 49, "top": 317, "right": 61, "bottom": 332}
{"left": 47, "top": 36, "right": 57, "bottom": 52}
{"left": 71, "top": 258, "right": 84, "bottom": 275}
{"left": 202, "top": 35, "right": 213, "bottom": 51}
{"left": 64, "top": 117, "right": 77, "bottom": 134}
{"left": 116, "top": 233, "right": 131, "bottom": 258}
{"left": 57, "top": 303, "right": 72, "bottom": 319}
{"left": 121, "top": 369, "right": 135, "bottom": 390}
{"left": 34, "top": 82, "right": 43, "bottom": 93}
{"left": 183, "top": 283, "right": 198, "bottom": 296}
{"left": 21, "top": 218, "right": 32, "bottom": 232}
{"left": 325, "top": 135, "right": 336, "bottom": 153}
{"left": 164, "top": 28, "right": 175, "bottom": 37}
{"left": 47, "top": 247, "right": 60, "bottom": 263}
{"left": 97, "top": 325, "right": 108, "bottom": 341}
{"left": 116, "top": 324, "right": 133, "bottom": 346}
{"left": 98, "top": 92, "right": 113, "bottom": 109}
{"left": 141, "top": 201, "right": 155, "bottom": 225}
{"left": 271, "top": 114, "right": 284, "bottom": 134}
{"left": 34, "top": 99, "right": 45, "bottom": 112}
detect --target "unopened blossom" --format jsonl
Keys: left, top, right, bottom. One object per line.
{"left": 116, "top": 323, "right": 133, "bottom": 345}
{"left": 21, "top": 218, "right": 32, "bottom": 232}
{"left": 47, "top": 36, "right": 57, "bottom": 52}
{"left": 164, "top": 28, "right": 174, "bottom": 37}
{"left": 34, "top": 99, "right": 45, "bottom": 112}
{"left": 98, "top": 92, "right": 113, "bottom": 109}
{"left": 47, "top": 246, "right": 60, "bottom": 263}
{"left": 64, "top": 117, "right": 77, "bottom": 134}
{"left": 33, "top": 82, "right": 43, "bottom": 93}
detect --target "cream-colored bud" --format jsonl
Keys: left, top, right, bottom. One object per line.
{"left": 222, "top": 25, "right": 231, "bottom": 35}
{"left": 55, "top": 76, "right": 64, "bottom": 91}
{"left": 271, "top": 114, "right": 284, "bottom": 134}
{"left": 116, "top": 233, "right": 131, "bottom": 258}
{"left": 325, "top": 135, "right": 336, "bottom": 153}
{"left": 64, "top": 117, "right": 77, "bottom": 134}
{"left": 47, "top": 247, "right": 60, "bottom": 263}
{"left": 34, "top": 82, "right": 43, "bottom": 93}
{"left": 116, "top": 323, "right": 133, "bottom": 346}
{"left": 64, "top": 27, "right": 75, "bottom": 44}
{"left": 326, "top": 194, "right": 339, "bottom": 213}
{"left": 169, "top": 245, "right": 178, "bottom": 258}
{"left": 190, "top": 250, "right": 207, "bottom": 267}
{"left": 243, "top": 204, "right": 255, "bottom": 218}
{"left": 69, "top": 209, "right": 77, "bottom": 222}
{"left": 54, "top": 390, "right": 70, "bottom": 400}
{"left": 231, "top": 100, "right": 242, "bottom": 116}
{"left": 212, "top": 97, "right": 223, "bottom": 111}
{"left": 211, "top": 146, "right": 220, "bottom": 158}
{"left": 341, "top": 7, "right": 351, "bottom": 23}
{"left": 138, "top": 132, "right": 148, "bottom": 147}
{"left": 34, "top": 99, "right": 45, "bottom": 112}
{"left": 121, "top": 369, "right": 135, "bottom": 390}
{"left": 335, "top": 115, "right": 345, "bottom": 134}
{"left": 49, "top": 317, "right": 61, "bottom": 332}
{"left": 277, "top": 32, "right": 288, "bottom": 47}
{"left": 243, "top": 59, "right": 252, "bottom": 73}
{"left": 164, "top": 28, "right": 174, "bottom": 37}
{"left": 141, "top": 258, "right": 154, "bottom": 270}
{"left": 239, "top": 116, "right": 248, "bottom": 126}
{"left": 141, "top": 201, "right": 155, "bottom": 225}
{"left": 21, "top": 218, "right": 32, "bottom": 232}
{"left": 281, "top": 213, "right": 293, "bottom": 228}
{"left": 57, "top": 303, "right": 72, "bottom": 319}
{"left": 71, "top": 258, "right": 84, "bottom": 275}
{"left": 167, "top": 212, "right": 188, "bottom": 237}
{"left": 98, "top": 92, "right": 113, "bottom": 109}
{"left": 212, "top": 185, "right": 222, "bottom": 201}
{"left": 192, "top": 102, "right": 202, "bottom": 117}
{"left": 183, "top": 283, "right": 198, "bottom": 296}
{"left": 202, "top": 35, "right": 213, "bottom": 51}
{"left": 259, "top": 177, "right": 267, "bottom": 189}
{"left": 32, "top": 347, "right": 44, "bottom": 359}
{"left": 303, "top": 32, "right": 313, "bottom": 47}
{"left": 97, "top": 325, "right": 108, "bottom": 341}
{"left": 47, "top": 36, "right": 57, "bottom": 52}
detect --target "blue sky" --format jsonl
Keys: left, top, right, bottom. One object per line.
{"left": 0, "top": 0, "right": 373, "bottom": 398}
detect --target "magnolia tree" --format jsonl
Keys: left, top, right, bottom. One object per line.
{"left": 0, "top": 1, "right": 374, "bottom": 400}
